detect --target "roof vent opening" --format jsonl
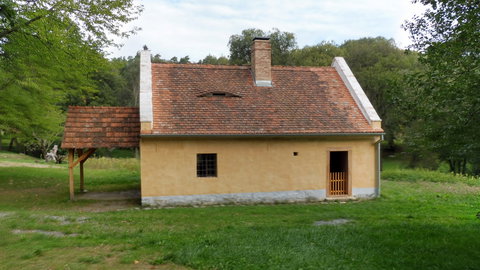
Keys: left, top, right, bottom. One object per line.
{"left": 198, "top": 92, "right": 241, "bottom": 98}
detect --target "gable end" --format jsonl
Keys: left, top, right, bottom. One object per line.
{"left": 331, "top": 57, "right": 381, "bottom": 126}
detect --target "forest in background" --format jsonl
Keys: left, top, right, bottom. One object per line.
{"left": 0, "top": 0, "right": 478, "bottom": 175}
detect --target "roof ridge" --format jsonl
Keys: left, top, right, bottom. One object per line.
{"left": 68, "top": 106, "right": 139, "bottom": 109}
{"left": 272, "top": 66, "right": 334, "bottom": 71}
{"left": 152, "top": 63, "right": 249, "bottom": 70}
{"left": 152, "top": 63, "right": 335, "bottom": 71}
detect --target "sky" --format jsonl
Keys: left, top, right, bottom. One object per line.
{"left": 107, "top": 0, "right": 426, "bottom": 61}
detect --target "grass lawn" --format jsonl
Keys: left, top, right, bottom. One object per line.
{"left": 0, "top": 150, "right": 48, "bottom": 164}
{"left": 0, "top": 152, "right": 479, "bottom": 269}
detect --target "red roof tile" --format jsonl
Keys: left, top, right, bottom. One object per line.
{"left": 62, "top": 106, "right": 140, "bottom": 149}
{"left": 149, "top": 64, "right": 383, "bottom": 135}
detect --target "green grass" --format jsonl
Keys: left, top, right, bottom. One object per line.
{"left": 383, "top": 167, "right": 480, "bottom": 186}
{"left": 0, "top": 150, "right": 43, "bottom": 164}
{"left": 383, "top": 156, "right": 480, "bottom": 186}
{"left": 0, "top": 152, "right": 479, "bottom": 269}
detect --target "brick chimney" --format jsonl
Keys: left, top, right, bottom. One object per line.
{"left": 251, "top": 37, "right": 272, "bottom": 87}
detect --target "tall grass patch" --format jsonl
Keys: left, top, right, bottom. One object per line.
{"left": 84, "top": 157, "right": 139, "bottom": 171}
{"left": 383, "top": 168, "right": 480, "bottom": 186}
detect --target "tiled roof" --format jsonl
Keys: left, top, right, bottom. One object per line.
{"left": 148, "top": 64, "right": 383, "bottom": 135}
{"left": 62, "top": 106, "right": 140, "bottom": 149}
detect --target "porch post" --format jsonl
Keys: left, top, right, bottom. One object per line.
{"left": 68, "top": 149, "right": 75, "bottom": 200}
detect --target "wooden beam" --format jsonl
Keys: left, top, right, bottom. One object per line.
{"left": 77, "top": 149, "right": 85, "bottom": 193}
{"left": 68, "top": 149, "right": 75, "bottom": 200}
{"left": 69, "top": 148, "right": 96, "bottom": 168}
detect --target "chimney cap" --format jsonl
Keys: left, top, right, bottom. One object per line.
{"left": 253, "top": 37, "right": 270, "bottom": 41}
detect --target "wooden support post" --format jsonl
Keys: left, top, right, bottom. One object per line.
{"left": 77, "top": 149, "right": 84, "bottom": 193}
{"left": 70, "top": 148, "right": 96, "bottom": 168}
{"left": 67, "top": 148, "right": 95, "bottom": 201}
{"left": 68, "top": 149, "right": 75, "bottom": 200}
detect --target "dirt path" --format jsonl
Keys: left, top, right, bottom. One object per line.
{"left": 76, "top": 190, "right": 141, "bottom": 212}
{"left": 0, "top": 161, "right": 63, "bottom": 169}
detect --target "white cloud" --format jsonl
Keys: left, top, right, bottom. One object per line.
{"left": 107, "top": 0, "right": 427, "bottom": 61}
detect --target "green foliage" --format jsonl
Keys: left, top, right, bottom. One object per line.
{"left": 87, "top": 57, "right": 142, "bottom": 107}
{"left": 228, "top": 28, "right": 265, "bottom": 65}
{"left": 167, "top": 55, "right": 190, "bottom": 64}
{"left": 178, "top": 56, "right": 190, "bottom": 64}
{"left": 341, "top": 37, "right": 421, "bottom": 148}
{"left": 119, "top": 55, "right": 141, "bottom": 107}
{"left": 0, "top": 0, "right": 142, "bottom": 157}
{"left": 198, "top": 55, "right": 230, "bottom": 65}
{"left": 289, "top": 41, "right": 344, "bottom": 66}
{"left": 402, "top": 0, "right": 480, "bottom": 174}
{"left": 0, "top": 0, "right": 143, "bottom": 49}
{"left": 228, "top": 28, "right": 297, "bottom": 65}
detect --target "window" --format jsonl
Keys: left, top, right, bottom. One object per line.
{"left": 197, "top": 153, "right": 217, "bottom": 177}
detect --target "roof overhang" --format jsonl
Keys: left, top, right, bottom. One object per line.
{"left": 140, "top": 132, "right": 385, "bottom": 138}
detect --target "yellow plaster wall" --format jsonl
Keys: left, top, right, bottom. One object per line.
{"left": 140, "top": 137, "right": 379, "bottom": 197}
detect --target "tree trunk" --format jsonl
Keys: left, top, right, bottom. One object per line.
{"left": 40, "top": 140, "right": 48, "bottom": 161}
{"left": 461, "top": 158, "right": 467, "bottom": 175}
{"left": 8, "top": 137, "right": 17, "bottom": 151}
{"left": 448, "top": 159, "right": 455, "bottom": 173}
{"left": 473, "top": 162, "right": 480, "bottom": 176}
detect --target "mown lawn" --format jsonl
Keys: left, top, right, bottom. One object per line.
{"left": 0, "top": 153, "right": 479, "bottom": 269}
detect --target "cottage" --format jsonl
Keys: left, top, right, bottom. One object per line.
{"left": 62, "top": 37, "right": 383, "bottom": 206}
{"left": 139, "top": 38, "right": 383, "bottom": 206}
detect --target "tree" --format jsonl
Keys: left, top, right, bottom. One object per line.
{"left": 289, "top": 41, "right": 344, "bottom": 66}
{"left": 0, "top": 0, "right": 142, "bottom": 51}
{"left": 90, "top": 58, "right": 131, "bottom": 107}
{"left": 179, "top": 56, "right": 190, "bottom": 64}
{"left": 198, "top": 55, "right": 230, "bottom": 65}
{"left": 228, "top": 28, "right": 297, "bottom": 65}
{"left": 403, "top": 0, "right": 480, "bottom": 174}
{"left": 0, "top": 0, "right": 142, "bottom": 156}
{"left": 341, "top": 37, "right": 420, "bottom": 149}
{"left": 119, "top": 55, "right": 141, "bottom": 107}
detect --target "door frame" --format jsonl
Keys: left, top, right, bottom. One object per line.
{"left": 326, "top": 148, "right": 352, "bottom": 197}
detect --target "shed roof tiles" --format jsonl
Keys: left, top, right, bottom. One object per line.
{"left": 62, "top": 106, "right": 139, "bottom": 149}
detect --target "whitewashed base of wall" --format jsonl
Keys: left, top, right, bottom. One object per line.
{"left": 142, "top": 188, "right": 378, "bottom": 207}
